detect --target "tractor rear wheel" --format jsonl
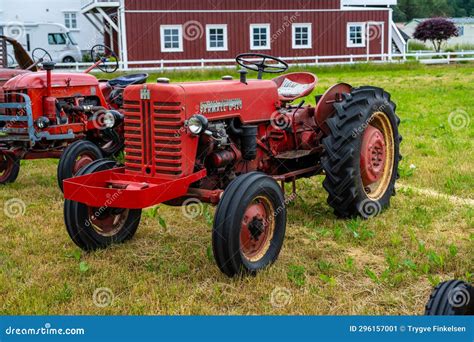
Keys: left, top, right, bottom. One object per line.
{"left": 0, "top": 152, "right": 20, "bottom": 184}
{"left": 212, "top": 172, "right": 287, "bottom": 277}
{"left": 64, "top": 159, "right": 142, "bottom": 251}
{"left": 425, "top": 280, "right": 474, "bottom": 315}
{"left": 57, "top": 140, "right": 103, "bottom": 192}
{"left": 322, "top": 86, "right": 401, "bottom": 218}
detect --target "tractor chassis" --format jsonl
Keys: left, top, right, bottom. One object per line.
{"left": 63, "top": 164, "right": 322, "bottom": 209}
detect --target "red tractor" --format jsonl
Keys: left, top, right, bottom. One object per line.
{"left": 0, "top": 44, "right": 149, "bottom": 189}
{"left": 63, "top": 53, "right": 402, "bottom": 277}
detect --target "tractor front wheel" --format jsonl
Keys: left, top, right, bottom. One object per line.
{"left": 64, "top": 159, "right": 142, "bottom": 251}
{"left": 0, "top": 152, "right": 20, "bottom": 184}
{"left": 212, "top": 172, "right": 287, "bottom": 277}
{"left": 322, "top": 86, "right": 401, "bottom": 218}
{"left": 57, "top": 140, "right": 103, "bottom": 192}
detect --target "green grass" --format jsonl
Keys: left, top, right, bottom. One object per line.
{"left": 0, "top": 62, "right": 473, "bottom": 315}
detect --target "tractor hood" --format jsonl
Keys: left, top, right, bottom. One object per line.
{"left": 124, "top": 79, "right": 280, "bottom": 124}
{"left": 178, "top": 79, "right": 279, "bottom": 122}
{"left": 3, "top": 72, "right": 99, "bottom": 91}
{"left": 0, "top": 69, "right": 31, "bottom": 86}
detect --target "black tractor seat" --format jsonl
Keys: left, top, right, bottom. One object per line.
{"left": 107, "top": 73, "right": 148, "bottom": 87}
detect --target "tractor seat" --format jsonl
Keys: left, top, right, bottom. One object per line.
{"left": 272, "top": 72, "right": 318, "bottom": 102}
{"left": 107, "top": 73, "right": 149, "bottom": 87}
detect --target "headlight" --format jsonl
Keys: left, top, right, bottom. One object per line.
{"left": 187, "top": 114, "right": 208, "bottom": 135}
{"left": 35, "top": 117, "right": 50, "bottom": 129}
{"left": 103, "top": 111, "right": 116, "bottom": 128}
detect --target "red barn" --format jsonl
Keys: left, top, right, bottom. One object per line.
{"left": 82, "top": 0, "right": 405, "bottom": 68}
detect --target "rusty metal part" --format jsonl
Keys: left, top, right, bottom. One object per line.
{"left": 240, "top": 195, "right": 275, "bottom": 262}
{"left": 361, "top": 112, "right": 395, "bottom": 200}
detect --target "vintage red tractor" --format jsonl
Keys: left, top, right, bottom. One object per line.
{"left": 0, "top": 44, "right": 149, "bottom": 189}
{"left": 63, "top": 53, "right": 402, "bottom": 277}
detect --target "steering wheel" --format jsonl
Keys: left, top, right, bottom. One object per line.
{"left": 90, "top": 44, "right": 119, "bottom": 73}
{"left": 32, "top": 48, "right": 52, "bottom": 64}
{"left": 236, "top": 53, "right": 288, "bottom": 79}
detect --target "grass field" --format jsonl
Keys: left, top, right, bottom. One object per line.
{"left": 0, "top": 62, "right": 472, "bottom": 315}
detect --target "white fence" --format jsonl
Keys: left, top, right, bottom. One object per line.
{"left": 50, "top": 51, "right": 474, "bottom": 72}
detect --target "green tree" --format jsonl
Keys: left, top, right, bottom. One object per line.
{"left": 393, "top": 0, "right": 472, "bottom": 22}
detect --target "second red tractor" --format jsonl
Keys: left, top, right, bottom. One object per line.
{"left": 0, "top": 43, "right": 148, "bottom": 189}
{"left": 63, "top": 53, "right": 402, "bottom": 277}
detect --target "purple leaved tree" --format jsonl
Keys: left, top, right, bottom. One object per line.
{"left": 413, "top": 18, "right": 459, "bottom": 52}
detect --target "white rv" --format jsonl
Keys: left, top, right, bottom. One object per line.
{"left": 3, "top": 23, "right": 82, "bottom": 63}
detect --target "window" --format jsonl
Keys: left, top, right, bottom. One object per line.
{"left": 48, "top": 33, "right": 67, "bottom": 45}
{"left": 206, "top": 25, "right": 228, "bottom": 51}
{"left": 160, "top": 25, "right": 183, "bottom": 52}
{"left": 64, "top": 12, "right": 77, "bottom": 29}
{"left": 67, "top": 33, "right": 78, "bottom": 45}
{"left": 457, "top": 25, "right": 464, "bottom": 36}
{"left": 347, "top": 23, "right": 366, "bottom": 47}
{"left": 250, "top": 24, "right": 270, "bottom": 50}
{"left": 292, "top": 24, "right": 312, "bottom": 49}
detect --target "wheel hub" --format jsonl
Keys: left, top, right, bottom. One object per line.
{"left": 248, "top": 217, "right": 265, "bottom": 240}
{"left": 240, "top": 198, "right": 275, "bottom": 262}
{"left": 73, "top": 154, "right": 95, "bottom": 174}
{"left": 360, "top": 125, "right": 386, "bottom": 186}
{"left": 88, "top": 207, "right": 129, "bottom": 237}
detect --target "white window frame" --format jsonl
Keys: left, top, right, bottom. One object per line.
{"left": 250, "top": 24, "right": 271, "bottom": 50}
{"left": 64, "top": 12, "right": 78, "bottom": 29}
{"left": 206, "top": 24, "right": 228, "bottom": 51}
{"left": 160, "top": 25, "right": 183, "bottom": 53}
{"left": 292, "top": 23, "right": 312, "bottom": 49}
{"left": 347, "top": 23, "right": 366, "bottom": 48}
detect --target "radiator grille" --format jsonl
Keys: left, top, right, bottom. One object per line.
{"left": 3, "top": 90, "right": 27, "bottom": 116}
{"left": 123, "top": 99, "right": 184, "bottom": 177}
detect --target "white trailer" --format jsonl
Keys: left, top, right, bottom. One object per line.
{"left": 2, "top": 22, "right": 83, "bottom": 64}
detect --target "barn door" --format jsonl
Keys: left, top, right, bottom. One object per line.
{"left": 367, "top": 22, "right": 384, "bottom": 61}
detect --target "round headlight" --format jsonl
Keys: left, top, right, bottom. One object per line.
{"left": 35, "top": 117, "right": 50, "bottom": 129}
{"left": 187, "top": 114, "right": 208, "bottom": 135}
{"left": 103, "top": 111, "right": 116, "bottom": 129}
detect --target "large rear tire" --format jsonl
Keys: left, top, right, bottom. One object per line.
{"left": 212, "top": 172, "right": 287, "bottom": 277}
{"left": 425, "top": 280, "right": 474, "bottom": 316}
{"left": 64, "top": 159, "right": 142, "bottom": 251}
{"left": 322, "top": 86, "right": 402, "bottom": 218}
{"left": 57, "top": 140, "right": 103, "bottom": 192}
{"left": 0, "top": 152, "right": 20, "bottom": 185}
